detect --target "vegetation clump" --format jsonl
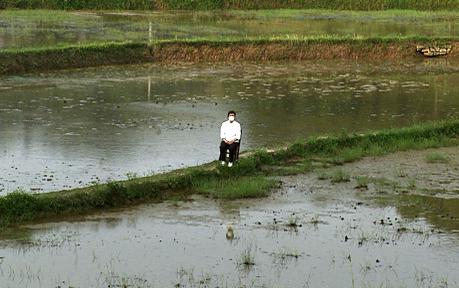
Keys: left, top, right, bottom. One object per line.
{"left": 331, "top": 169, "right": 351, "bottom": 183}
{"left": 1, "top": 0, "right": 458, "bottom": 10}
{"left": 1, "top": 37, "right": 458, "bottom": 75}
{"left": 425, "top": 152, "right": 450, "bottom": 164}
{"left": 239, "top": 245, "right": 256, "bottom": 267}
{"left": 317, "top": 169, "right": 351, "bottom": 183}
{"left": 192, "top": 176, "right": 278, "bottom": 200}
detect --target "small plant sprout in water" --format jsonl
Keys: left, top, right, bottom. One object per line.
{"left": 273, "top": 247, "right": 302, "bottom": 267}
{"left": 414, "top": 267, "right": 439, "bottom": 288}
{"left": 125, "top": 171, "right": 138, "bottom": 180}
{"left": 104, "top": 273, "right": 152, "bottom": 288}
{"left": 308, "top": 214, "right": 322, "bottom": 226}
{"left": 357, "top": 230, "right": 370, "bottom": 246}
{"left": 360, "top": 261, "right": 372, "bottom": 273}
{"left": 176, "top": 267, "right": 212, "bottom": 288}
{"left": 239, "top": 245, "right": 256, "bottom": 267}
{"left": 287, "top": 214, "right": 301, "bottom": 228}
{"left": 276, "top": 247, "right": 301, "bottom": 260}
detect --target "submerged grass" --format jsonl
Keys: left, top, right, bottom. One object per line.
{"left": 1, "top": 119, "right": 459, "bottom": 228}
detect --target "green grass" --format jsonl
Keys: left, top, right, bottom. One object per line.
{"left": 317, "top": 169, "right": 351, "bottom": 183}
{"left": 2, "top": 0, "right": 459, "bottom": 10}
{"left": 330, "top": 146, "right": 366, "bottom": 164}
{"left": 239, "top": 245, "right": 256, "bottom": 266}
{"left": 0, "top": 9, "right": 99, "bottom": 22}
{"left": 192, "top": 176, "right": 278, "bottom": 199}
{"left": 1, "top": 118, "right": 459, "bottom": 228}
{"left": 425, "top": 152, "right": 451, "bottom": 163}
{"left": 3, "top": 34, "right": 455, "bottom": 54}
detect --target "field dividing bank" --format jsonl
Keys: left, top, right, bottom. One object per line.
{"left": 1, "top": 0, "right": 459, "bottom": 10}
{"left": 1, "top": 36, "right": 458, "bottom": 75}
{"left": 1, "top": 119, "right": 459, "bottom": 228}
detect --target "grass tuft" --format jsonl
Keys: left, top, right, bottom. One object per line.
{"left": 287, "top": 214, "right": 300, "bottom": 227}
{"left": 425, "top": 152, "right": 450, "bottom": 164}
{"left": 331, "top": 169, "right": 351, "bottom": 183}
{"left": 2, "top": 0, "right": 459, "bottom": 10}
{"left": 239, "top": 245, "right": 256, "bottom": 266}
{"left": 192, "top": 176, "right": 278, "bottom": 200}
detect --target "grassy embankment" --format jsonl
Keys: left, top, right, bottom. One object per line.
{"left": 1, "top": 119, "right": 459, "bottom": 228}
{"left": 1, "top": 36, "right": 458, "bottom": 75}
{"left": 1, "top": 0, "right": 459, "bottom": 10}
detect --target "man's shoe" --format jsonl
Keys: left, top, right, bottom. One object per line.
{"left": 221, "top": 161, "right": 226, "bottom": 166}
{"left": 228, "top": 162, "right": 233, "bottom": 167}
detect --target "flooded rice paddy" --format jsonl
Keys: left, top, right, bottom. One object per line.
{"left": 1, "top": 60, "right": 459, "bottom": 194}
{"left": 0, "top": 10, "right": 458, "bottom": 49}
{"left": 0, "top": 147, "right": 458, "bottom": 287}
{"left": 2, "top": 9, "right": 459, "bottom": 288}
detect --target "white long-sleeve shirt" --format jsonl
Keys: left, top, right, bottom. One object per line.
{"left": 220, "top": 120, "right": 241, "bottom": 142}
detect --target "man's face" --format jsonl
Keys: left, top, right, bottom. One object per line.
{"left": 228, "top": 113, "right": 235, "bottom": 121}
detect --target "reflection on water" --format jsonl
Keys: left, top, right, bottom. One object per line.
{"left": 0, "top": 10, "right": 458, "bottom": 49}
{"left": 0, "top": 174, "right": 458, "bottom": 287}
{"left": 395, "top": 195, "right": 459, "bottom": 233}
{"left": 1, "top": 60, "right": 459, "bottom": 194}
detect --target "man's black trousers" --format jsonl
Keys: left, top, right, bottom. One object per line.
{"left": 219, "top": 141, "right": 239, "bottom": 162}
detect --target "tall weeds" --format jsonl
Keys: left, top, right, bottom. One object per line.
{"left": 1, "top": 0, "right": 458, "bottom": 10}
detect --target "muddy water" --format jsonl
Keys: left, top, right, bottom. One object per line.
{"left": 343, "top": 145, "right": 459, "bottom": 234}
{"left": 0, "top": 10, "right": 458, "bottom": 49}
{"left": 1, "top": 60, "right": 459, "bottom": 194}
{"left": 0, "top": 161, "right": 459, "bottom": 287}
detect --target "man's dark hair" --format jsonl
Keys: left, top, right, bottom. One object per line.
{"left": 227, "top": 110, "right": 236, "bottom": 117}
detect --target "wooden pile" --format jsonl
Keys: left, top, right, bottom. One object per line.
{"left": 416, "top": 45, "right": 452, "bottom": 57}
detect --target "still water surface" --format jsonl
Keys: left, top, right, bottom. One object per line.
{"left": 1, "top": 60, "right": 459, "bottom": 194}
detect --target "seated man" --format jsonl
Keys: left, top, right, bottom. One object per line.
{"left": 219, "top": 110, "right": 241, "bottom": 167}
